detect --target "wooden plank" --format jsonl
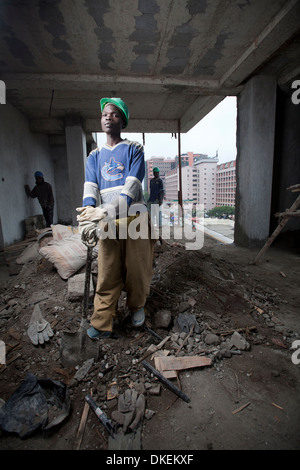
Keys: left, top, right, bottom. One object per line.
{"left": 275, "top": 211, "right": 300, "bottom": 218}
{"left": 154, "top": 355, "right": 212, "bottom": 372}
{"left": 74, "top": 401, "right": 90, "bottom": 450}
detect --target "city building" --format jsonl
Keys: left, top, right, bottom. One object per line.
{"left": 149, "top": 153, "right": 236, "bottom": 211}
{"left": 174, "top": 152, "right": 208, "bottom": 168}
{"left": 194, "top": 156, "right": 218, "bottom": 211}
{"left": 216, "top": 160, "right": 236, "bottom": 207}
{"left": 164, "top": 155, "right": 218, "bottom": 212}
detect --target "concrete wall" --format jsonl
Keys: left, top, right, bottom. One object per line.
{"left": 0, "top": 102, "right": 56, "bottom": 247}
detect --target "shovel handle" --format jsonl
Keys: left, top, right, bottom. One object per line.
{"left": 83, "top": 246, "right": 93, "bottom": 318}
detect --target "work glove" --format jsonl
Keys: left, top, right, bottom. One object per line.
{"left": 78, "top": 220, "right": 99, "bottom": 247}
{"left": 111, "top": 389, "right": 145, "bottom": 433}
{"left": 76, "top": 206, "right": 108, "bottom": 223}
{"left": 27, "top": 304, "right": 54, "bottom": 346}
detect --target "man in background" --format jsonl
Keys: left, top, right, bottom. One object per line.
{"left": 148, "top": 167, "right": 164, "bottom": 228}
{"left": 25, "top": 171, "right": 54, "bottom": 227}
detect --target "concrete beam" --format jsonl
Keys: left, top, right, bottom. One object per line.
{"left": 220, "top": 0, "right": 300, "bottom": 88}
{"left": 30, "top": 117, "right": 180, "bottom": 134}
{"left": 2, "top": 72, "right": 220, "bottom": 92}
{"left": 180, "top": 95, "right": 225, "bottom": 133}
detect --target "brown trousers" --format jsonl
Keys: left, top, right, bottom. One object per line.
{"left": 91, "top": 213, "right": 155, "bottom": 332}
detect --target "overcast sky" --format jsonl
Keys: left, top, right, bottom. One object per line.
{"left": 96, "top": 96, "right": 237, "bottom": 164}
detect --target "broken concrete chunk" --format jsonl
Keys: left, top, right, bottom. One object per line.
{"left": 149, "top": 384, "right": 161, "bottom": 396}
{"left": 145, "top": 409, "right": 155, "bottom": 420}
{"left": 74, "top": 358, "right": 94, "bottom": 381}
{"left": 67, "top": 273, "right": 93, "bottom": 301}
{"left": 154, "top": 309, "right": 172, "bottom": 329}
{"left": 229, "top": 331, "right": 250, "bottom": 351}
{"left": 204, "top": 333, "right": 220, "bottom": 345}
{"left": 177, "top": 313, "right": 200, "bottom": 334}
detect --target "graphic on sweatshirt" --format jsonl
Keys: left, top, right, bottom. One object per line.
{"left": 101, "top": 157, "right": 125, "bottom": 181}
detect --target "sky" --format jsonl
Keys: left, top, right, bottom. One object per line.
{"left": 96, "top": 96, "right": 237, "bottom": 164}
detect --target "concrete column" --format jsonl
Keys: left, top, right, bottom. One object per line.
{"left": 65, "top": 117, "right": 87, "bottom": 225}
{"left": 234, "top": 75, "right": 277, "bottom": 247}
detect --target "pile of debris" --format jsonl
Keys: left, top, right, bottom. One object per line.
{"left": 0, "top": 225, "right": 297, "bottom": 450}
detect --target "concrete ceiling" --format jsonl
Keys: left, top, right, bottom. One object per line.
{"left": 0, "top": 0, "right": 299, "bottom": 136}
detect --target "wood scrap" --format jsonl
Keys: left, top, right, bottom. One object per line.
{"left": 217, "top": 326, "right": 257, "bottom": 336}
{"left": 138, "top": 335, "right": 170, "bottom": 363}
{"left": 232, "top": 402, "right": 251, "bottom": 415}
{"left": 272, "top": 402, "right": 284, "bottom": 411}
{"left": 154, "top": 354, "right": 212, "bottom": 379}
{"left": 287, "top": 183, "right": 300, "bottom": 192}
{"left": 275, "top": 211, "right": 300, "bottom": 218}
{"left": 74, "top": 401, "right": 90, "bottom": 450}
{"left": 175, "top": 324, "right": 194, "bottom": 356}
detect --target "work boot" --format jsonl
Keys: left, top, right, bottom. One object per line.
{"left": 87, "top": 326, "right": 111, "bottom": 340}
{"left": 131, "top": 307, "right": 145, "bottom": 327}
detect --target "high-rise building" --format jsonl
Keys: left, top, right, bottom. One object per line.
{"left": 194, "top": 156, "right": 218, "bottom": 211}
{"left": 216, "top": 160, "right": 236, "bottom": 207}
{"left": 164, "top": 155, "right": 218, "bottom": 212}
{"left": 147, "top": 154, "right": 236, "bottom": 211}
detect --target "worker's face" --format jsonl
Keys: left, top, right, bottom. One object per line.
{"left": 153, "top": 171, "right": 159, "bottom": 178}
{"left": 101, "top": 104, "right": 124, "bottom": 134}
{"left": 35, "top": 176, "right": 43, "bottom": 184}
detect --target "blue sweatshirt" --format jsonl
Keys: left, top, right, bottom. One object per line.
{"left": 83, "top": 139, "right": 145, "bottom": 208}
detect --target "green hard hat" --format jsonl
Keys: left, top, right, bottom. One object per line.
{"left": 153, "top": 167, "right": 160, "bottom": 173}
{"left": 100, "top": 97, "right": 129, "bottom": 128}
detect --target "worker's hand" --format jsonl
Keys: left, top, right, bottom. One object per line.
{"left": 27, "top": 304, "right": 54, "bottom": 346}
{"left": 111, "top": 389, "right": 145, "bottom": 433}
{"left": 76, "top": 206, "right": 108, "bottom": 223}
{"left": 78, "top": 220, "right": 99, "bottom": 247}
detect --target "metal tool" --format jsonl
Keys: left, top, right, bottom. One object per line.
{"left": 142, "top": 360, "right": 190, "bottom": 403}
{"left": 60, "top": 245, "right": 99, "bottom": 368}
{"left": 85, "top": 394, "right": 115, "bottom": 437}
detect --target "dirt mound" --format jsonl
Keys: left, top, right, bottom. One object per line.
{"left": 0, "top": 234, "right": 299, "bottom": 450}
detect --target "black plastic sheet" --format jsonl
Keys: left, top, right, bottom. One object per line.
{"left": 0, "top": 373, "right": 70, "bottom": 438}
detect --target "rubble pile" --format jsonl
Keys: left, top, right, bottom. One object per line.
{"left": 0, "top": 231, "right": 298, "bottom": 450}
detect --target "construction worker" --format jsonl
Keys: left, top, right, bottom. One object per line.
{"left": 76, "top": 97, "right": 154, "bottom": 339}
{"left": 25, "top": 171, "right": 54, "bottom": 227}
{"left": 148, "top": 167, "right": 164, "bottom": 228}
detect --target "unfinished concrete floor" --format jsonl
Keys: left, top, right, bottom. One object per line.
{"left": 0, "top": 229, "right": 299, "bottom": 451}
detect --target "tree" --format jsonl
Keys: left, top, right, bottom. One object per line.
{"left": 207, "top": 206, "right": 235, "bottom": 218}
